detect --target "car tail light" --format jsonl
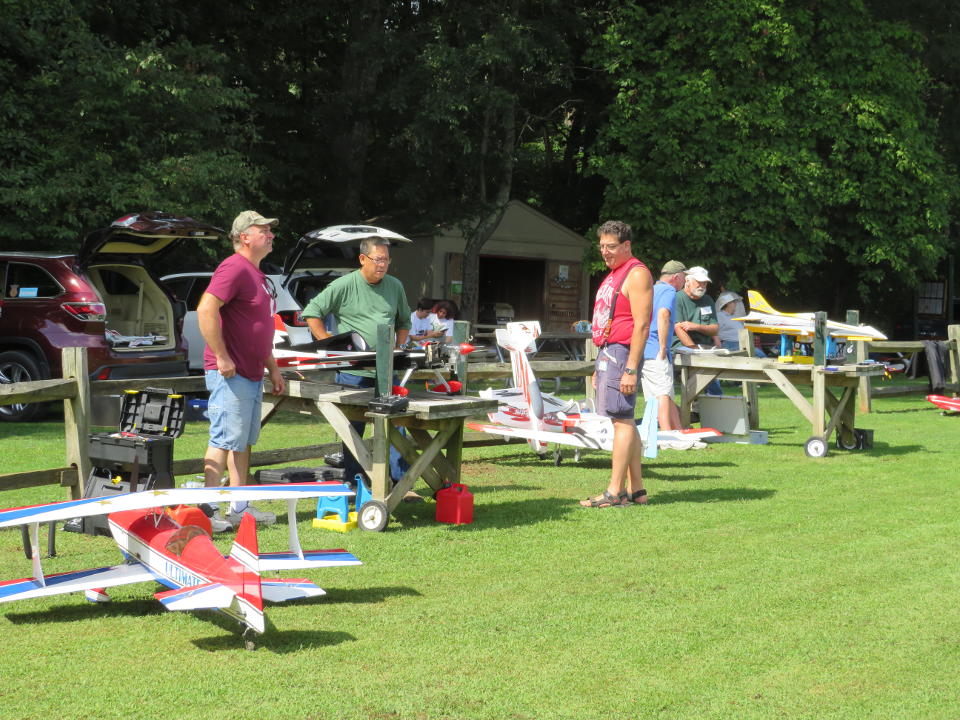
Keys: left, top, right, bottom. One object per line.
{"left": 95, "top": 367, "right": 111, "bottom": 380}
{"left": 278, "top": 310, "right": 308, "bottom": 327}
{"left": 62, "top": 302, "right": 106, "bottom": 321}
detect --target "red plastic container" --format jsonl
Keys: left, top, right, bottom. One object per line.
{"left": 435, "top": 483, "right": 473, "bottom": 525}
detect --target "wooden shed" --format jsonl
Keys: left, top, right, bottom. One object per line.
{"left": 391, "top": 200, "right": 590, "bottom": 331}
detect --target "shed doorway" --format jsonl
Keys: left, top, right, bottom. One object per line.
{"left": 479, "top": 255, "right": 545, "bottom": 324}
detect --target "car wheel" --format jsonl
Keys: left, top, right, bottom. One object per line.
{"left": 0, "top": 350, "right": 47, "bottom": 422}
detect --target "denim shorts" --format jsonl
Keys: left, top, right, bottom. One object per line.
{"left": 205, "top": 370, "right": 263, "bottom": 452}
{"left": 595, "top": 343, "right": 638, "bottom": 419}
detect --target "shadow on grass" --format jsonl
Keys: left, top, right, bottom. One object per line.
{"left": 650, "top": 487, "right": 776, "bottom": 505}
{"left": 395, "top": 487, "right": 773, "bottom": 529}
{"left": 5, "top": 597, "right": 162, "bottom": 625}
{"left": 312, "top": 585, "right": 421, "bottom": 605}
{"left": 846, "top": 442, "right": 924, "bottom": 457}
{"left": 192, "top": 628, "right": 356, "bottom": 653}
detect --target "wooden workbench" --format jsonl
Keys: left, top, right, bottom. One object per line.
{"left": 674, "top": 352, "right": 887, "bottom": 457}
{"left": 260, "top": 378, "right": 497, "bottom": 530}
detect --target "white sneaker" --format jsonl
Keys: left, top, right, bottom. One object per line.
{"left": 210, "top": 514, "right": 234, "bottom": 534}
{"left": 227, "top": 504, "right": 276, "bottom": 526}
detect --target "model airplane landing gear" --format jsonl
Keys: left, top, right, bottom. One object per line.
{"left": 804, "top": 436, "right": 828, "bottom": 458}
{"left": 243, "top": 627, "right": 257, "bottom": 652}
{"left": 552, "top": 448, "right": 563, "bottom": 466}
{"left": 358, "top": 500, "right": 389, "bottom": 532}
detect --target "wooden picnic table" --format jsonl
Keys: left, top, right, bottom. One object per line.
{"left": 260, "top": 377, "right": 497, "bottom": 530}
{"left": 674, "top": 352, "right": 887, "bottom": 457}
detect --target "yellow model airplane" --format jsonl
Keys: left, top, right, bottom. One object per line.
{"left": 735, "top": 290, "right": 886, "bottom": 363}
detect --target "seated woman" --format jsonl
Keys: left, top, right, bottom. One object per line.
{"left": 432, "top": 299, "right": 458, "bottom": 343}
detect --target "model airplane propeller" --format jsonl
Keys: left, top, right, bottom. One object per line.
{"left": 268, "top": 315, "right": 476, "bottom": 394}
{"left": 0, "top": 484, "right": 360, "bottom": 643}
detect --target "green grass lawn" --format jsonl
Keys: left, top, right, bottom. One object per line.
{"left": 0, "top": 387, "right": 958, "bottom": 719}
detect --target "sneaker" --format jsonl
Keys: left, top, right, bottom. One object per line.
{"left": 227, "top": 504, "right": 276, "bottom": 526}
{"left": 209, "top": 514, "right": 234, "bottom": 534}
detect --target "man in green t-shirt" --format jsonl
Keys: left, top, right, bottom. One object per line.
{"left": 672, "top": 264, "right": 722, "bottom": 395}
{"left": 301, "top": 237, "right": 412, "bottom": 484}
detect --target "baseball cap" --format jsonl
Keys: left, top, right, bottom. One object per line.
{"left": 231, "top": 210, "right": 278, "bottom": 237}
{"left": 687, "top": 265, "right": 711, "bottom": 282}
{"left": 660, "top": 260, "right": 687, "bottom": 275}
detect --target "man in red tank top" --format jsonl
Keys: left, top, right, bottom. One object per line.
{"left": 580, "top": 221, "right": 653, "bottom": 508}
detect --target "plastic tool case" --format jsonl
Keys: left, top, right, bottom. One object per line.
{"left": 80, "top": 388, "right": 186, "bottom": 535}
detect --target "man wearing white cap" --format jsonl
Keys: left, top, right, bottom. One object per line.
{"left": 198, "top": 210, "right": 286, "bottom": 531}
{"left": 673, "top": 265, "right": 722, "bottom": 395}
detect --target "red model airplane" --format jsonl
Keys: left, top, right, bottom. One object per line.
{"left": 927, "top": 394, "right": 960, "bottom": 413}
{"left": 0, "top": 485, "right": 360, "bottom": 641}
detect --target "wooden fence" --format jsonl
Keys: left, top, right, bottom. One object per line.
{"left": 1, "top": 326, "right": 954, "bottom": 499}
{"left": 0, "top": 346, "right": 595, "bottom": 499}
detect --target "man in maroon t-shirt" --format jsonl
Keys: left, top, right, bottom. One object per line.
{"left": 197, "top": 210, "right": 285, "bottom": 531}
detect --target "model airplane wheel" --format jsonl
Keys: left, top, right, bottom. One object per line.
{"left": 574, "top": 448, "right": 582, "bottom": 463}
{"left": 358, "top": 500, "right": 389, "bottom": 532}
{"left": 552, "top": 448, "right": 563, "bottom": 466}
{"left": 804, "top": 436, "right": 828, "bottom": 458}
{"left": 835, "top": 430, "right": 859, "bottom": 451}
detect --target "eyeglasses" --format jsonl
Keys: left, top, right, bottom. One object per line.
{"left": 362, "top": 254, "right": 391, "bottom": 266}
{"left": 598, "top": 242, "right": 622, "bottom": 252}
{"left": 263, "top": 276, "right": 278, "bottom": 299}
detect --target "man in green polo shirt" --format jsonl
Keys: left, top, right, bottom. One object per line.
{"left": 302, "top": 237, "right": 412, "bottom": 484}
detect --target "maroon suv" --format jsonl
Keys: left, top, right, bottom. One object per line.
{"left": 0, "top": 212, "right": 221, "bottom": 421}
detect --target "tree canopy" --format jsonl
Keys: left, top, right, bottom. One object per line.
{"left": 1, "top": 0, "right": 958, "bottom": 323}
{"left": 593, "top": 0, "right": 955, "bottom": 318}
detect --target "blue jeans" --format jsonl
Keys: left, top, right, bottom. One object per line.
{"left": 335, "top": 371, "right": 409, "bottom": 485}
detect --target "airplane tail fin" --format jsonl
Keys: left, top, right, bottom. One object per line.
{"left": 227, "top": 513, "right": 265, "bottom": 632}
{"left": 746, "top": 290, "right": 777, "bottom": 316}
{"left": 495, "top": 322, "right": 546, "bottom": 451}
{"left": 273, "top": 313, "right": 289, "bottom": 346}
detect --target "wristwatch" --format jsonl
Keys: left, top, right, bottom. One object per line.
{"left": 624, "top": 367, "right": 637, "bottom": 376}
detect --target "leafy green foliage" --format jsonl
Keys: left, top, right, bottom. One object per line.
{"left": 0, "top": 0, "right": 257, "bottom": 253}
{"left": 594, "top": 0, "right": 955, "bottom": 316}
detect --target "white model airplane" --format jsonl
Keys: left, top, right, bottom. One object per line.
{"left": 466, "top": 322, "right": 719, "bottom": 464}
{"left": 0, "top": 484, "right": 360, "bottom": 640}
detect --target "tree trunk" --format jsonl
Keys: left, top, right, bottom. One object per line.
{"left": 460, "top": 99, "right": 516, "bottom": 326}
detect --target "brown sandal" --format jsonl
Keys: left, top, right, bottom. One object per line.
{"left": 626, "top": 489, "right": 648, "bottom": 505}
{"left": 579, "top": 490, "right": 628, "bottom": 508}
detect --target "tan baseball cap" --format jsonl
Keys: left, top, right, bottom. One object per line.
{"left": 660, "top": 260, "right": 687, "bottom": 275}
{"left": 231, "top": 210, "right": 278, "bottom": 237}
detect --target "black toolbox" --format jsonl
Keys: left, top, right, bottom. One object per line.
{"left": 254, "top": 466, "right": 344, "bottom": 483}
{"left": 74, "top": 388, "right": 186, "bottom": 536}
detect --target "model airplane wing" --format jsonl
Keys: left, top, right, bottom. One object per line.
{"left": 467, "top": 421, "right": 612, "bottom": 451}
{"left": 927, "top": 394, "right": 960, "bottom": 413}
{"left": 155, "top": 582, "right": 237, "bottom": 611}
{"left": 479, "top": 387, "right": 579, "bottom": 415}
{"left": 0, "top": 483, "right": 353, "bottom": 529}
{"left": 261, "top": 579, "right": 326, "bottom": 603}
{"left": 256, "top": 549, "right": 361, "bottom": 571}
{"left": 0, "top": 563, "right": 157, "bottom": 604}
{"left": 467, "top": 421, "right": 720, "bottom": 453}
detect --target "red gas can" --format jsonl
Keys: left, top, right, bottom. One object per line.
{"left": 435, "top": 483, "right": 473, "bottom": 525}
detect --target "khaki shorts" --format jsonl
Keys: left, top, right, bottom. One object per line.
{"left": 641, "top": 357, "right": 674, "bottom": 400}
